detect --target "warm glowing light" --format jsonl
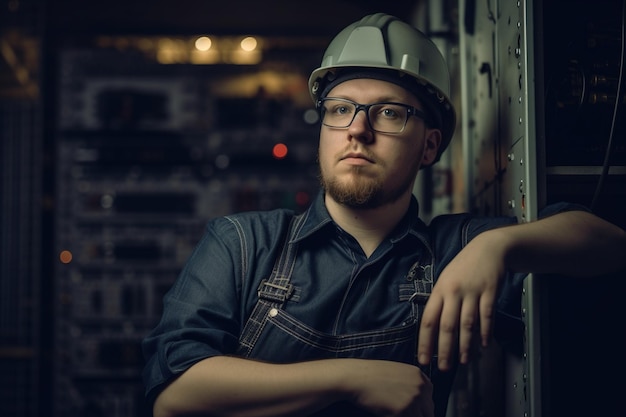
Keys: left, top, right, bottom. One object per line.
{"left": 156, "top": 38, "right": 188, "bottom": 64}
{"left": 272, "top": 143, "right": 288, "bottom": 159}
{"left": 240, "top": 37, "right": 257, "bottom": 51}
{"left": 190, "top": 49, "right": 220, "bottom": 64}
{"left": 59, "top": 250, "right": 73, "bottom": 264}
{"left": 229, "top": 49, "right": 262, "bottom": 65}
{"left": 195, "top": 36, "right": 212, "bottom": 51}
{"left": 157, "top": 37, "right": 175, "bottom": 49}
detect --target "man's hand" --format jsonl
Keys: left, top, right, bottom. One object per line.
{"left": 416, "top": 209, "right": 626, "bottom": 371}
{"left": 417, "top": 231, "right": 506, "bottom": 371}
{"left": 345, "top": 359, "right": 434, "bottom": 417}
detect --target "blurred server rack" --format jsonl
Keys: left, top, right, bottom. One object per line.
{"left": 53, "top": 47, "right": 320, "bottom": 417}
{"left": 0, "top": 97, "right": 43, "bottom": 417}
{"left": 0, "top": 1, "right": 44, "bottom": 416}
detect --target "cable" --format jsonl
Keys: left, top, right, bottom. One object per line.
{"left": 590, "top": 0, "right": 626, "bottom": 211}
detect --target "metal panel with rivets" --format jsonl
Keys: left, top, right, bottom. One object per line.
{"left": 459, "top": 0, "right": 540, "bottom": 416}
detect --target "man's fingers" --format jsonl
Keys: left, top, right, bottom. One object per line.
{"left": 418, "top": 285, "right": 497, "bottom": 370}
{"left": 436, "top": 299, "right": 461, "bottom": 371}
{"left": 417, "top": 296, "right": 443, "bottom": 366}
{"left": 458, "top": 298, "right": 479, "bottom": 364}
{"left": 479, "top": 293, "right": 496, "bottom": 347}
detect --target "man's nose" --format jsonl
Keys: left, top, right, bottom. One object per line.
{"left": 348, "top": 110, "right": 371, "bottom": 131}
{"left": 347, "top": 110, "right": 374, "bottom": 141}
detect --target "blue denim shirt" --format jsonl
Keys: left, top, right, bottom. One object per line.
{"left": 142, "top": 191, "right": 580, "bottom": 416}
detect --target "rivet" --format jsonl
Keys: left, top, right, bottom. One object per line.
{"left": 269, "top": 308, "right": 278, "bottom": 317}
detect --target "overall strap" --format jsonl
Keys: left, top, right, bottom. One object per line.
{"left": 237, "top": 213, "right": 306, "bottom": 357}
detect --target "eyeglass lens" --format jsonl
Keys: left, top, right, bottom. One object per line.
{"left": 321, "top": 99, "right": 409, "bottom": 133}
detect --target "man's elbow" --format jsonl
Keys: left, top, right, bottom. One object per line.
{"left": 153, "top": 395, "right": 173, "bottom": 417}
{"left": 152, "top": 386, "right": 182, "bottom": 417}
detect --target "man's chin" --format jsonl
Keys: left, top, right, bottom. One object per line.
{"left": 325, "top": 182, "right": 381, "bottom": 208}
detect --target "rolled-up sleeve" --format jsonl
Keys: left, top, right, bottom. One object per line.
{"left": 492, "top": 201, "right": 591, "bottom": 353}
{"left": 141, "top": 218, "right": 243, "bottom": 404}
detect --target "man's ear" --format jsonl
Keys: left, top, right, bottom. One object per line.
{"left": 421, "top": 128, "right": 442, "bottom": 167}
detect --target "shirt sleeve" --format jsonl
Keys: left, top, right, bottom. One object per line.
{"left": 141, "top": 217, "right": 244, "bottom": 405}
{"left": 493, "top": 201, "right": 591, "bottom": 354}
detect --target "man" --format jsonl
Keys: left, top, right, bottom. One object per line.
{"left": 142, "top": 13, "right": 626, "bottom": 417}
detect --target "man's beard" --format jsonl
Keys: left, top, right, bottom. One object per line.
{"left": 319, "top": 166, "right": 413, "bottom": 210}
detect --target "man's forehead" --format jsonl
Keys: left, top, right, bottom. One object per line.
{"left": 327, "top": 78, "right": 421, "bottom": 106}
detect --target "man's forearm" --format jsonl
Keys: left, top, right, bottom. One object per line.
{"left": 495, "top": 210, "right": 626, "bottom": 277}
{"left": 153, "top": 356, "right": 433, "bottom": 417}
{"left": 153, "top": 356, "right": 347, "bottom": 417}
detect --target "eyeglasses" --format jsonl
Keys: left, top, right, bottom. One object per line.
{"left": 317, "top": 97, "right": 430, "bottom": 134}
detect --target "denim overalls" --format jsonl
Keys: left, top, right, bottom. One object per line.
{"left": 236, "top": 213, "right": 455, "bottom": 417}
{"left": 142, "top": 192, "right": 565, "bottom": 416}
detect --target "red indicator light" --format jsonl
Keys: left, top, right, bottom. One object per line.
{"left": 272, "top": 143, "right": 288, "bottom": 159}
{"left": 59, "top": 250, "right": 73, "bottom": 264}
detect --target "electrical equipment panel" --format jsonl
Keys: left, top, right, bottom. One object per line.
{"left": 537, "top": 1, "right": 626, "bottom": 417}
{"left": 543, "top": 3, "right": 625, "bottom": 168}
{"left": 0, "top": 101, "right": 42, "bottom": 417}
{"left": 459, "top": 1, "right": 539, "bottom": 415}
{"left": 53, "top": 48, "right": 320, "bottom": 417}
{"left": 460, "top": 0, "right": 625, "bottom": 416}
{"left": 461, "top": 0, "right": 536, "bottom": 221}
{"left": 541, "top": 0, "right": 626, "bottom": 224}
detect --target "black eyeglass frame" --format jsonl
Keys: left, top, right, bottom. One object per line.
{"left": 316, "top": 97, "right": 431, "bottom": 133}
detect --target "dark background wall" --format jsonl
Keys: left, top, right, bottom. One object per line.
{"left": 1, "top": 1, "right": 432, "bottom": 416}
{"left": 1, "top": 1, "right": 624, "bottom": 417}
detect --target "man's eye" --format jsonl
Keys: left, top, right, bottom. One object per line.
{"left": 375, "top": 106, "right": 401, "bottom": 119}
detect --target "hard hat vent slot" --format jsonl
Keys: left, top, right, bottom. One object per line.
{"left": 400, "top": 54, "right": 419, "bottom": 73}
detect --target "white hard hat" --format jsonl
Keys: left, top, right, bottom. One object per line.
{"left": 309, "top": 13, "right": 456, "bottom": 162}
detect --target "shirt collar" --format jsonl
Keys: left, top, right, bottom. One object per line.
{"left": 291, "top": 190, "right": 428, "bottom": 244}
